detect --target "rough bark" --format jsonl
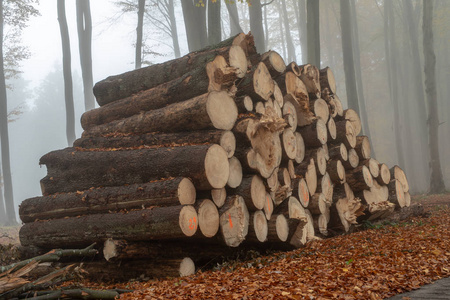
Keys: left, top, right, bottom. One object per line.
{"left": 345, "top": 165, "right": 374, "bottom": 192}
{"left": 218, "top": 195, "right": 249, "bottom": 247}
{"left": 319, "top": 67, "right": 336, "bottom": 95}
{"left": 355, "top": 136, "right": 371, "bottom": 160}
{"left": 297, "top": 119, "right": 328, "bottom": 147}
{"left": 229, "top": 175, "right": 266, "bottom": 211}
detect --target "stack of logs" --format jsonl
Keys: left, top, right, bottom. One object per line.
{"left": 18, "top": 33, "right": 411, "bottom": 281}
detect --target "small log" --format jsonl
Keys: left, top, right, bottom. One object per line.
{"left": 342, "top": 148, "right": 360, "bottom": 170}
{"left": 298, "top": 64, "right": 321, "bottom": 99}
{"left": 291, "top": 177, "right": 310, "bottom": 208}
{"left": 335, "top": 109, "right": 362, "bottom": 136}
{"left": 295, "top": 158, "right": 318, "bottom": 196}
{"left": 219, "top": 195, "right": 250, "bottom": 247}
{"left": 327, "top": 159, "right": 346, "bottom": 184}
{"left": 286, "top": 61, "right": 301, "bottom": 76}
{"left": 388, "top": 179, "right": 407, "bottom": 208}
{"left": 360, "top": 158, "right": 380, "bottom": 178}
{"left": 297, "top": 119, "right": 327, "bottom": 147}
{"left": 322, "top": 143, "right": 330, "bottom": 160}
{"left": 40, "top": 144, "right": 230, "bottom": 194}
{"left": 333, "top": 95, "right": 344, "bottom": 117}
{"left": 19, "top": 205, "right": 199, "bottom": 249}
{"left": 282, "top": 91, "right": 314, "bottom": 127}
{"left": 229, "top": 175, "right": 266, "bottom": 211}
{"left": 266, "top": 167, "right": 279, "bottom": 192}
{"left": 282, "top": 100, "right": 298, "bottom": 129}
{"left": 197, "top": 188, "right": 227, "bottom": 208}
{"left": 309, "top": 193, "right": 331, "bottom": 216}
{"left": 227, "top": 156, "right": 243, "bottom": 188}
{"left": 346, "top": 165, "right": 374, "bottom": 192}
{"left": 355, "top": 136, "right": 371, "bottom": 160}
{"left": 317, "top": 172, "right": 333, "bottom": 202}
{"left": 236, "top": 62, "right": 274, "bottom": 102}
{"left": 20, "top": 178, "right": 196, "bottom": 223}
{"left": 196, "top": 199, "right": 220, "bottom": 238}
{"left": 235, "top": 95, "right": 254, "bottom": 113}
{"left": 281, "top": 128, "right": 297, "bottom": 161}
{"left": 267, "top": 214, "right": 289, "bottom": 242}
{"left": 274, "top": 196, "right": 306, "bottom": 220}
{"left": 277, "top": 167, "right": 292, "bottom": 189}
{"left": 319, "top": 67, "right": 336, "bottom": 95}
{"left": 255, "top": 101, "right": 265, "bottom": 114}
{"left": 260, "top": 50, "right": 286, "bottom": 77}
{"left": 404, "top": 192, "right": 411, "bottom": 207}
{"left": 304, "top": 147, "right": 327, "bottom": 176}
{"left": 273, "top": 82, "right": 284, "bottom": 108}
{"left": 246, "top": 210, "right": 268, "bottom": 243}
{"left": 312, "top": 213, "right": 330, "bottom": 237}
{"left": 334, "top": 120, "right": 356, "bottom": 149}
{"left": 287, "top": 159, "right": 296, "bottom": 179}
{"left": 390, "top": 165, "right": 409, "bottom": 193}
{"left": 83, "top": 91, "right": 238, "bottom": 137}
{"left": 263, "top": 192, "right": 274, "bottom": 220}
{"left": 327, "top": 117, "right": 337, "bottom": 141}
{"left": 294, "top": 132, "right": 305, "bottom": 163}
{"left": 310, "top": 98, "right": 329, "bottom": 122}
{"left": 377, "top": 163, "right": 391, "bottom": 185}
{"left": 328, "top": 143, "right": 348, "bottom": 162}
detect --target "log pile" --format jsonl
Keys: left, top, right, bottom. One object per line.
{"left": 18, "top": 33, "right": 411, "bottom": 281}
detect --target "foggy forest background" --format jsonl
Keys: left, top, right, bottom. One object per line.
{"left": 0, "top": 0, "right": 449, "bottom": 225}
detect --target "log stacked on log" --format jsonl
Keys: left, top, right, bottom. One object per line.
{"left": 18, "top": 33, "right": 411, "bottom": 281}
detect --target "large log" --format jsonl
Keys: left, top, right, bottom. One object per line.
{"left": 310, "top": 98, "right": 329, "bottom": 122}
{"left": 281, "top": 128, "right": 297, "bottom": 161}
{"left": 229, "top": 175, "right": 266, "bottom": 211}
{"left": 263, "top": 192, "right": 274, "bottom": 220}
{"left": 282, "top": 100, "right": 298, "bottom": 129}
{"left": 19, "top": 177, "right": 196, "bottom": 223}
{"left": 327, "top": 159, "right": 346, "bottom": 184}
{"left": 19, "top": 205, "right": 199, "bottom": 249}
{"left": 195, "top": 199, "right": 220, "bottom": 238}
{"left": 329, "top": 197, "right": 365, "bottom": 233}
{"left": 218, "top": 195, "right": 249, "bottom": 247}
{"left": 236, "top": 62, "right": 274, "bottom": 102}
{"left": 388, "top": 179, "right": 407, "bottom": 208}
{"left": 93, "top": 33, "right": 253, "bottom": 106}
{"left": 83, "top": 91, "right": 238, "bottom": 137}
{"left": 40, "top": 144, "right": 229, "bottom": 194}
{"left": 74, "top": 130, "right": 236, "bottom": 158}
{"left": 291, "top": 177, "right": 310, "bottom": 208}
{"left": 298, "top": 64, "right": 321, "bottom": 99}
{"left": 294, "top": 132, "right": 305, "bottom": 163}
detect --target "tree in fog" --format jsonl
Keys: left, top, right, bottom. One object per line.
{"left": 0, "top": 0, "right": 38, "bottom": 226}
{"left": 293, "top": 0, "right": 307, "bottom": 64}
{"left": 307, "top": 0, "right": 320, "bottom": 67}
{"left": 76, "top": 0, "right": 95, "bottom": 110}
{"left": 249, "top": 0, "right": 265, "bottom": 53}
{"left": 225, "top": 0, "right": 243, "bottom": 36}
{"left": 57, "top": 0, "right": 76, "bottom": 146}
{"left": 422, "top": 0, "right": 445, "bottom": 194}
{"left": 181, "top": 0, "right": 207, "bottom": 52}
{"left": 208, "top": 0, "right": 221, "bottom": 45}
{"left": 135, "top": 0, "right": 145, "bottom": 68}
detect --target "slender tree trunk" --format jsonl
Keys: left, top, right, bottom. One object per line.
{"left": 249, "top": 0, "right": 265, "bottom": 53}
{"left": 0, "top": 164, "right": 7, "bottom": 226}
{"left": 307, "top": 0, "right": 320, "bottom": 67}
{"left": 168, "top": 0, "right": 180, "bottom": 58}
{"left": 295, "top": 0, "right": 307, "bottom": 64}
{"left": 263, "top": 2, "right": 269, "bottom": 50}
{"left": 281, "top": 0, "right": 296, "bottom": 62}
{"left": 181, "top": 0, "right": 207, "bottom": 51}
{"left": 57, "top": 0, "right": 76, "bottom": 146}
{"left": 195, "top": 0, "right": 207, "bottom": 48}
{"left": 276, "top": 1, "right": 286, "bottom": 59}
{"left": 323, "top": 2, "right": 335, "bottom": 68}
{"left": 208, "top": 0, "right": 221, "bottom": 45}
{"left": 422, "top": 0, "right": 445, "bottom": 194}
{"left": 0, "top": 2, "right": 17, "bottom": 225}
{"left": 76, "top": 0, "right": 95, "bottom": 111}
{"left": 339, "top": 0, "right": 359, "bottom": 114}
{"left": 225, "top": 1, "right": 243, "bottom": 36}
{"left": 135, "top": 0, "right": 145, "bottom": 69}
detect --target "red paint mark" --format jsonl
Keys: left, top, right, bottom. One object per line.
{"left": 189, "top": 217, "right": 197, "bottom": 231}
{"left": 228, "top": 213, "right": 233, "bottom": 229}
{"left": 267, "top": 196, "right": 271, "bottom": 212}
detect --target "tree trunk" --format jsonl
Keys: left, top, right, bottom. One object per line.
{"left": 40, "top": 144, "right": 229, "bottom": 194}
{"left": 76, "top": 0, "right": 95, "bottom": 111}
{"left": 0, "top": 175, "right": 6, "bottom": 226}
{"left": 19, "top": 177, "right": 196, "bottom": 223}
{"left": 423, "top": 0, "right": 446, "bottom": 194}
{"left": 82, "top": 92, "right": 238, "bottom": 137}
{"left": 281, "top": 0, "right": 296, "bottom": 62}
{"left": 135, "top": 0, "right": 145, "bottom": 69}
{"left": 57, "top": 0, "right": 76, "bottom": 145}
{"left": 208, "top": 0, "right": 221, "bottom": 45}
{"left": 181, "top": 0, "right": 204, "bottom": 52}
{"left": 306, "top": 0, "right": 320, "bottom": 68}
{"left": 225, "top": 1, "right": 243, "bottom": 36}
{"left": 249, "top": 0, "right": 265, "bottom": 53}
{"left": 0, "top": 3, "right": 16, "bottom": 225}
{"left": 293, "top": 0, "right": 307, "bottom": 64}
{"left": 167, "top": 0, "right": 180, "bottom": 58}
{"left": 19, "top": 205, "right": 199, "bottom": 249}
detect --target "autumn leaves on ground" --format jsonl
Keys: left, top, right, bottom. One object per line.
{"left": 1, "top": 194, "right": 449, "bottom": 299}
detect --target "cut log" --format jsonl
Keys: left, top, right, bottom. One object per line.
{"left": 236, "top": 62, "right": 274, "bottom": 102}
{"left": 333, "top": 183, "right": 355, "bottom": 201}
{"left": 346, "top": 165, "right": 374, "bottom": 192}
{"left": 336, "top": 109, "right": 362, "bottom": 136}
{"left": 295, "top": 158, "right": 318, "bottom": 196}
{"left": 342, "top": 148, "right": 360, "bottom": 170}
{"left": 270, "top": 184, "right": 293, "bottom": 206}
{"left": 282, "top": 86, "right": 314, "bottom": 127}
{"left": 327, "top": 96, "right": 338, "bottom": 118}
{"left": 197, "top": 188, "right": 227, "bottom": 208}
{"left": 297, "top": 119, "right": 327, "bottom": 147}
{"left": 40, "top": 144, "right": 229, "bottom": 194}
{"left": 388, "top": 179, "right": 407, "bottom": 208}
{"left": 267, "top": 214, "right": 289, "bottom": 242}
{"left": 309, "top": 193, "right": 331, "bottom": 216}
{"left": 404, "top": 192, "right": 411, "bottom": 207}
{"left": 266, "top": 167, "right": 279, "bottom": 192}
{"left": 286, "top": 61, "right": 301, "bottom": 76}
{"left": 310, "top": 99, "right": 329, "bottom": 122}
{"left": 246, "top": 210, "right": 268, "bottom": 243}
{"left": 327, "top": 159, "right": 346, "bottom": 184}
{"left": 83, "top": 91, "right": 238, "bottom": 137}
{"left": 273, "top": 82, "right": 284, "bottom": 108}
{"left": 328, "top": 143, "right": 348, "bottom": 162}
{"left": 277, "top": 167, "right": 292, "bottom": 189}
{"left": 19, "top": 205, "right": 199, "bottom": 249}
{"left": 219, "top": 195, "right": 249, "bottom": 247}
{"left": 196, "top": 199, "right": 220, "bottom": 238}
{"left": 227, "top": 156, "right": 243, "bottom": 188}
{"left": 229, "top": 175, "right": 266, "bottom": 211}
{"left": 330, "top": 197, "right": 365, "bottom": 232}
{"left": 281, "top": 128, "right": 297, "bottom": 161}
{"left": 334, "top": 120, "right": 356, "bottom": 148}
{"left": 291, "top": 177, "right": 310, "bottom": 208}
{"left": 327, "top": 117, "right": 337, "bottom": 141}
{"left": 294, "top": 132, "right": 305, "bottom": 163}
{"left": 235, "top": 95, "right": 254, "bottom": 113}
{"left": 260, "top": 50, "right": 286, "bottom": 77}
{"left": 360, "top": 158, "right": 380, "bottom": 178}
{"left": 298, "top": 64, "right": 321, "bottom": 99}
{"left": 74, "top": 130, "right": 236, "bottom": 159}
{"left": 319, "top": 67, "right": 336, "bottom": 95}
{"left": 333, "top": 95, "right": 344, "bottom": 117}
{"left": 317, "top": 173, "right": 333, "bottom": 202}
{"left": 390, "top": 165, "right": 409, "bottom": 193}
{"left": 255, "top": 101, "right": 265, "bottom": 114}
{"left": 322, "top": 143, "right": 330, "bottom": 160}
{"left": 282, "top": 100, "right": 298, "bottom": 129}
{"left": 274, "top": 196, "right": 307, "bottom": 221}
{"left": 263, "top": 192, "right": 274, "bottom": 220}
{"left": 312, "top": 213, "right": 329, "bottom": 237}
{"left": 20, "top": 177, "right": 195, "bottom": 223}
{"left": 93, "top": 34, "right": 251, "bottom": 106}
{"left": 355, "top": 136, "right": 371, "bottom": 160}
{"left": 304, "top": 147, "right": 327, "bottom": 176}
{"left": 303, "top": 209, "right": 316, "bottom": 241}
{"left": 377, "top": 163, "right": 391, "bottom": 185}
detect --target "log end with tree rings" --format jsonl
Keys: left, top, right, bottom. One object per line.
{"left": 197, "top": 199, "right": 219, "bottom": 238}
{"left": 344, "top": 120, "right": 357, "bottom": 148}
{"left": 262, "top": 50, "right": 286, "bottom": 77}
{"left": 294, "top": 132, "right": 305, "bottom": 163}
{"left": 355, "top": 136, "right": 371, "bottom": 160}
{"left": 282, "top": 128, "right": 297, "bottom": 160}
{"left": 229, "top": 45, "right": 248, "bottom": 79}
{"left": 178, "top": 178, "right": 197, "bottom": 205}
{"left": 207, "top": 55, "right": 234, "bottom": 92}
{"left": 339, "top": 143, "right": 348, "bottom": 161}
{"left": 282, "top": 94, "right": 298, "bottom": 129}
{"left": 347, "top": 148, "right": 360, "bottom": 169}
{"left": 367, "top": 158, "right": 380, "bottom": 178}
{"left": 305, "top": 158, "right": 318, "bottom": 196}
{"left": 343, "top": 109, "right": 362, "bottom": 136}
{"left": 204, "top": 144, "right": 230, "bottom": 189}
{"left": 312, "top": 98, "right": 329, "bottom": 122}
{"left": 275, "top": 214, "right": 289, "bottom": 242}
{"left": 333, "top": 95, "right": 344, "bottom": 116}
{"left": 316, "top": 147, "right": 327, "bottom": 176}
{"left": 253, "top": 62, "right": 275, "bottom": 101}
{"left": 298, "top": 178, "right": 310, "bottom": 208}
{"left": 227, "top": 156, "right": 243, "bottom": 188}
{"left": 388, "top": 179, "right": 406, "bottom": 208}
{"left": 320, "top": 173, "right": 333, "bottom": 201}
{"left": 335, "top": 159, "right": 346, "bottom": 184}
{"left": 179, "top": 257, "right": 196, "bottom": 277}
{"left": 243, "top": 95, "right": 254, "bottom": 112}
{"left": 319, "top": 67, "right": 337, "bottom": 95}
{"left": 266, "top": 167, "right": 279, "bottom": 192}
{"left": 363, "top": 165, "right": 374, "bottom": 189}
{"left": 378, "top": 163, "right": 391, "bottom": 185}
{"left": 206, "top": 91, "right": 238, "bottom": 131}
{"left": 264, "top": 192, "right": 274, "bottom": 220}
{"left": 327, "top": 117, "right": 337, "bottom": 140}
{"left": 252, "top": 210, "right": 268, "bottom": 242}
{"left": 179, "top": 205, "right": 199, "bottom": 237}
{"left": 322, "top": 143, "right": 330, "bottom": 160}
{"left": 287, "top": 61, "right": 301, "bottom": 76}
{"left": 390, "top": 165, "right": 409, "bottom": 193}
{"left": 219, "top": 195, "right": 249, "bottom": 247}
{"left": 250, "top": 175, "right": 267, "bottom": 210}
{"left": 273, "top": 82, "right": 284, "bottom": 108}
{"left": 404, "top": 192, "right": 411, "bottom": 207}
{"left": 316, "top": 119, "right": 328, "bottom": 145}
{"left": 211, "top": 188, "right": 226, "bottom": 208}
{"left": 220, "top": 131, "right": 236, "bottom": 158}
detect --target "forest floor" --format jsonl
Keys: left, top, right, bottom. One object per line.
{"left": 0, "top": 193, "right": 449, "bottom": 299}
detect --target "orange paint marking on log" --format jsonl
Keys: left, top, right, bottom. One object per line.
{"left": 228, "top": 213, "right": 233, "bottom": 228}
{"left": 267, "top": 195, "right": 271, "bottom": 212}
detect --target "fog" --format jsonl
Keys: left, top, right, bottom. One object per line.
{"left": 0, "top": 0, "right": 448, "bottom": 225}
